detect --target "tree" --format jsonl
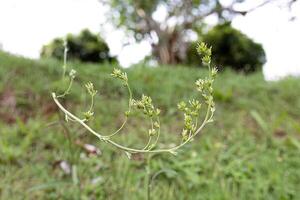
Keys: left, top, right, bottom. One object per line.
{"left": 103, "top": 0, "right": 297, "bottom": 65}
{"left": 41, "top": 29, "right": 116, "bottom": 63}
{"left": 186, "top": 22, "right": 266, "bottom": 73}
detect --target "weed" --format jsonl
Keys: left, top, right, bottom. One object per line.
{"left": 51, "top": 42, "right": 217, "bottom": 199}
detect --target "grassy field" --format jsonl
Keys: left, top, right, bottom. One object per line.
{"left": 0, "top": 51, "right": 300, "bottom": 200}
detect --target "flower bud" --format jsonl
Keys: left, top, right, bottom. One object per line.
{"left": 182, "top": 129, "right": 189, "bottom": 141}
{"left": 85, "top": 82, "right": 97, "bottom": 96}
{"left": 148, "top": 129, "right": 156, "bottom": 136}
{"left": 211, "top": 67, "right": 218, "bottom": 78}
{"left": 177, "top": 101, "right": 186, "bottom": 111}
{"left": 84, "top": 111, "right": 94, "bottom": 121}
{"left": 69, "top": 69, "right": 77, "bottom": 79}
{"left": 125, "top": 111, "right": 130, "bottom": 117}
{"left": 154, "top": 122, "right": 160, "bottom": 128}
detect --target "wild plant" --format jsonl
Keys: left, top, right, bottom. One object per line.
{"left": 52, "top": 41, "right": 217, "bottom": 199}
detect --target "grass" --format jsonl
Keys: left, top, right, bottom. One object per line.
{"left": 0, "top": 50, "right": 300, "bottom": 199}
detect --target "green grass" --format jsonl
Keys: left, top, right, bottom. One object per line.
{"left": 0, "top": 51, "right": 300, "bottom": 199}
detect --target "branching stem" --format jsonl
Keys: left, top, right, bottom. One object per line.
{"left": 52, "top": 93, "right": 213, "bottom": 154}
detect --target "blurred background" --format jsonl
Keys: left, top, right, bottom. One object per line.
{"left": 0, "top": 0, "right": 300, "bottom": 199}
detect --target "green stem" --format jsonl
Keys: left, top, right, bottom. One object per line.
{"left": 58, "top": 114, "right": 81, "bottom": 199}
{"left": 88, "top": 94, "right": 95, "bottom": 112}
{"left": 151, "top": 117, "right": 161, "bottom": 149}
{"left": 57, "top": 77, "right": 74, "bottom": 98}
{"left": 62, "top": 43, "right": 68, "bottom": 79}
{"left": 106, "top": 83, "right": 132, "bottom": 137}
{"left": 143, "top": 117, "right": 154, "bottom": 150}
{"left": 146, "top": 154, "right": 152, "bottom": 200}
{"left": 143, "top": 136, "right": 152, "bottom": 150}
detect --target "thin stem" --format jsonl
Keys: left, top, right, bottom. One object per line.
{"left": 127, "top": 83, "right": 133, "bottom": 109}
{"left": 143, "top": 136, "right": 152, "bottom": 150}
{"left": 107, "top": 118, "right": 128, "bottom": 137}
{"left": 57, "top": 77, "right": 74, "bottom": 98}
{"left": 194, "top": 101, "right": 211, "bottom": 135}
{"left": 88, "top": 94, "right": 95, "bottom": 112}
{"left": 59, "top": 115, "right": 75, "bottom": 163}
{"left": 52, "top": 93, "right": 104, "bottom": 140}
{"left": 62, "top": 66, "right": 66, "bottom": 80}
{"left": 72, "top": 165, "right": 81, "bottom": 200}
{"left": 146, "top": 154, "right": 152, "bottom": 200}
{"left": 106, "top": 83, "right": 132, "bottom": 137}
{"left": 58, "top": 114, "right": 82, "bottom": 199}
{"left": 62, "top": 41, "right": 68, "bottom": 79}
{"left": 151, "top": 117, "right": 161, "bottom": 149}
{"left": 151, "top": 169, "right": 171, "bottom": 183}
{"left": 142, "top": 117, "right": 154, "bottom": 150}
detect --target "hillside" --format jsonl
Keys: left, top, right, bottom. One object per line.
{"left": 0, "top": 51, "right": 300, "bottom": 199}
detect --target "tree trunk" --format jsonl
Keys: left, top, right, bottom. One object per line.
{"left": 152, "top": 31, "right": 187, "bottom": 65}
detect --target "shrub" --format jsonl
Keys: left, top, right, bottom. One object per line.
{"left": 41, "top": 29, "right": 116, "bottom": 63}
{"left": 187, "top": 22, "right": 266, "bottom": 73}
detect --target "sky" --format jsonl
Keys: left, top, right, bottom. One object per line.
{"left": 0, "top": 0, "right": 299, "bottom": 80}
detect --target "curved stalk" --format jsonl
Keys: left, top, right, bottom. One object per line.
{"left": 143, "top": 136, "right": 152, "bottom": 150}
{"left": 106, "top": 83, "right": 132, "bottom": 137}
{"left": 88, "top": 94, "right": 95, "bottom": 112}
{"left": 151, "top": 117, "right": 161, "bottom": 149}
{"left": 57, "top": 77, "right": 74, "bottom": 98}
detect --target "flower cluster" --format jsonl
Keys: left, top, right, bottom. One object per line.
{"left": 131, "top": 95, "right": 160, "bottom": 118}
{"left": 178, "top": 100, "right": 201, "bottom": 117}
{"left": 85, "top": 82, "right": 97, "bottom": 96}
{"left": 197, "top": 42, "right": 212, "bottom": 66}
{"left": 83, "top": 82, "right": 98, "bottom": 121}
{"left": 178, "top": 99, "right": 201, "bottom": 141}
{"left": 111, "top": 68, "right": 128, "bottom": 84}
{"left": 150, "top": 120, "right": 160, "bottom": 133}
{"left": 69, "top": 69, "right": 77, "bottom": 79}
{"left": 176, "top": 42, "right": 218, "bottom": 141}
{"left": 131, "top": 95, "right": 160, "bottom": 137}
{"left": 83, "top": 110, "right": 94, "bottom": 121}
{"left": 195, "top": 42, "right": 217, "bottom": 117}
{"left": 195, "top": 75, "right": 216, "bottom": 114}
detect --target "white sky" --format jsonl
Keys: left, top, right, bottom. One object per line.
{"left": 0, "top": 0, "right": 300, "bottom": 80}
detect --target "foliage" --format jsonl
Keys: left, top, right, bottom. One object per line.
{"left": 1, "top": 51, "right": 300, "bottom": 199}
{"left": 186, "top": 23, "right": 266, "bottom": 73}
{"left": 103, "top": 0, "right": 294, "bottom": 65}
{"left": 41, "top": 29, "right": 116, "bottom": 63}
{"left": 104, "top": 0, "right": 250, "bottom": 64}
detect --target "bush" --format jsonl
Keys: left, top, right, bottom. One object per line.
{"left": 41, "top": 29, "right": 116, "bottom": 63}
{"left": 187, "top": 22, "right": 266, "bottom": 73}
